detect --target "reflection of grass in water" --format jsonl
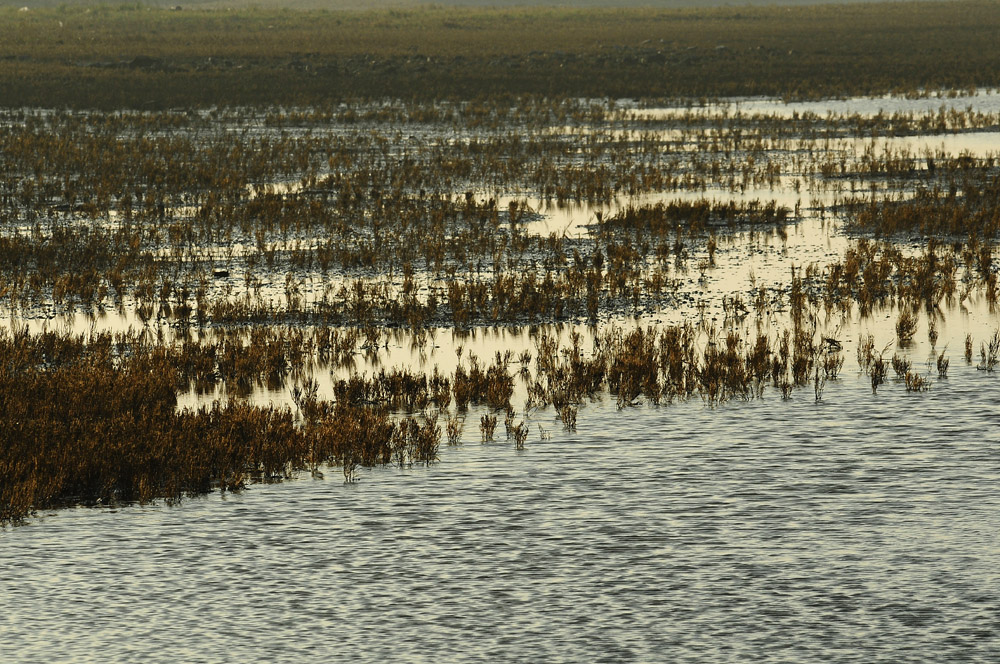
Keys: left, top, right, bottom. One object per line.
{"left": 3, "top": 314, "right": 866, "bottom": 523}
{"left": 4, "top": 100, "right": 997, "bottom": 329}
{"left": 7, "top": 286, "right": 997, "bottom": 524}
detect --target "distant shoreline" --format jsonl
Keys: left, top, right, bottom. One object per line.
{"left": 0, "top": 0, "right": 995, "bottom": 107}
{"left": 0, "top": 0, "right": 964, "bottom": 9}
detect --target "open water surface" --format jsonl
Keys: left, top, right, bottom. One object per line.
{"left": 3, "top": 354, "right": 1000, "bottom": 663}
{"left": 4, "top": 92, "right": 1000, "bottom": 662}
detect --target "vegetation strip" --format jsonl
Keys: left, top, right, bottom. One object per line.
{"left": 4, "top": 1, "right": 1000, "bottom": 107}
{"left": 2, "top": 5, "right": 1000, "bottom": 523}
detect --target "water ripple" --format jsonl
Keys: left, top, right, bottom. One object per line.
{"left": 3, "top": 362, "right": 1000, "bottom": 663}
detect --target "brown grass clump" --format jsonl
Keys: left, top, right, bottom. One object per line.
{"left": 0, "top": 328, "right": 444, "bottom": 523}
{"left": 937, "top": 350, "right": 950, "bottom": 378}
{"left": 819, "top": 239, "right": 963, "bottom": 316}
{"left": 480, "top": 414, "right": 498, "bottom": 441}
{"left": 512, "top": 422, "right": 529, "bottom": 451}
{"left": 892, "top": 354, "right": 912, "bottom": 379}
{"left": 307, "top": 405, "right": 440, "bottom": 481}
{"left": 978, "top": 330, "right": 1000, "bottom": 371}
{"left": 904, "top": 371, "right": 930, "bottom": 392}
{"left": 446, "top": 415, "right": 464, "bottom": 445}
{"left": 896, "top": 309, "right": 919, "bottom": 345}
{"left": 0, "top": 329, "right": 300, "bottom": 522}
{"left": 822, "top": 349, "right": 845, "bottom": 379}
{"left": 558, "top": 405, "right": 578, "bottom": 432}
{"left": 454, "top": 353, "right": 514, "bottom": 411}
{"left": 857, "top": 334, "right": 877, "bottom": 373}
{"left": 870, "top": 354, "right": 889, "bottom": 394}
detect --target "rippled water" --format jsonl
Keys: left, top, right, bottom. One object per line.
{"left": 5, "top": 92, "right": 1000, "bottom": 661}
{"left": 4, "top": 345, "right": 1000, "bottom": 662}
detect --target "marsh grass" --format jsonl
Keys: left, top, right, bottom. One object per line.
{"left": 0, "top": 327, "right": 458, "bottom": 522}
{"left": 558, "top": 405, "right": 578, "bottom": 432}
{"left": 7, "top": 279, "right": 967, "bottom": 525}
{"left": 937, "top": 349, "right": 950, "bottom": 378}
{"left": 479, "top": 414, "right": 497, "bottom": 442}
{"left": 978, "top": 330, "right": 1000, "bottom": 371}
{"left": 2, "top": 14, "right": 997, "bottom": 524}
{"left": 512, "top": 422, "right": 529, "bottom": 451}
{"left": 904, "top": 371, "right": 930, "bottom": 392}
{"left": 6, "top": 2, "right": 1000, "bottom": 107}
{"left": 1, "top": 99, "right": 996, "bottom": 333}
{"left": 857, "top": 334, "right": 877, "bottom": 373}
{"left": 446, "top": 415, "right": 463, "bottom": 445}
{"left": 870, "top": 355, "right": 889, "bottom": 394}
{"left": 896, "top": 310, "right": 919, "bottom": 346}
{"left": 892, "top": 354, "right": 912, "bottom": 379}
{"left": 0, "top": 330, "right": 299, "bottom": 521}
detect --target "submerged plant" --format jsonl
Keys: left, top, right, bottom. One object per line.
{"left": 512, "top": 422, "right": 529, "bottom": 450}
{"left": 857, "top": 334, "right": 876, "bottom": 372}
{"left": 480, "top": 413, "right": 498, "bottom": 441}
{"left": 870, "top": 355, "right": 888, "bottom": 394}
{"left": 892, "top": 354, "right": 912, "bottom": 379}
{"left": 446, "top": 415, "right": 464, "bottom": 445}
{"left": 937, "top": 349, "right": 950, "bottom": 378}
{"left": 978, "top": 330, "right": 1000, "bottom": 371}
{"left": 904, "top": 371, "right": 929, "bottom": 392}
{"left": 558, "top": 404, "right": 578, "bottom": 432}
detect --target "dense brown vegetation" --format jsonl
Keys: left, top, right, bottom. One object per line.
{"left": 0, "top": 327, "right": 444, "bottom": 523}
{"left": 2, "top": 314, "right": 848, "bottom": 523}
{"left": 3, "top": 2, "right": 1000, "bottom": 108}
{"left": 2, "top": 101, "right": 997, "bottom": 329}
{"left": 3, "top": 2, "right": 1000, "bottom": 524}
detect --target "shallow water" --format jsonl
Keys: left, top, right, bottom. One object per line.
{"left": 635, "top": 89, "right": 1000, "bottom": 119}
{"left": 4, "top": 348, "right": 1000, "bottom": 663}
{"left": 5, "top": 92, "right": 1000, "bottom": 662}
